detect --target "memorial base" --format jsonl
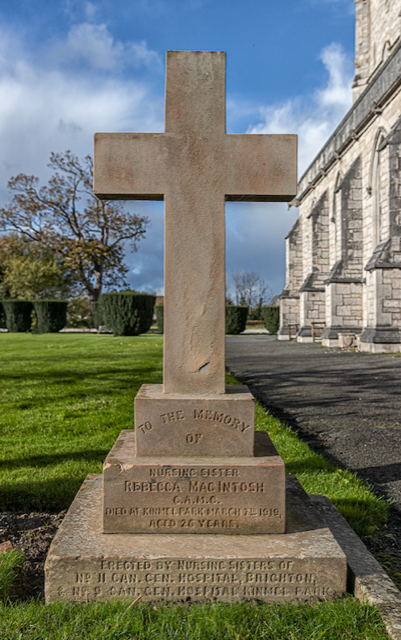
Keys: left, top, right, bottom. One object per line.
{"left": 103, "top": 430, "right": 286, "bottom": 534}
{"left": 45, "top": 475, "right": 347, "bottom": 604}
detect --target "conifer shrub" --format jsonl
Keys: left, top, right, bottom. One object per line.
{"left": 100, "top": 292, "right": 155, "bottom": 337}
{"left": 262, "top": 305, "right": 280, "bottom": 334}
{"left": 91, "top": 301, "right": 104, "bottom": 329}
{"left": 0, "top": 301, "right": 5, "bottom": 329}
{"left": 225, "top": 305, "right": 248, "bottom": 334}
{"left": 2, "top": 300, "right": 34, "bottom": 332}
{"left": 155, "top": 305, "right": 164, "bottom": 334}
{"left": 33, "top": 301, "right": 68, "bottom": 333}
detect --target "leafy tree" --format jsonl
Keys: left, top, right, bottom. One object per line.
{"left": 0, "top": 234, "right": 75, "bottom": 300}
{"left": 0, "top": 151, "right": 149, "bottom": 301}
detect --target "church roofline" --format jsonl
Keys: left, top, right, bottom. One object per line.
{"left": 296, "top": 38, "right": 401, "bottom": 204}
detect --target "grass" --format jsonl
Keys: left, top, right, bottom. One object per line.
{"left": 0, "top": 333, "right": 391, "bottom": 637}
{"left": 0, "top": 597, "right": 388, "bottom": 639}
{"left": 0, "top": 333, "right": 163, "bottom": 511}
{"left": 0, "top": 549, "right": 24, "bottom": 601}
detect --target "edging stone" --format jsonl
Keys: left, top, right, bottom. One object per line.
{"left": 311, "top": 494, "right": 401, "bottom": 640}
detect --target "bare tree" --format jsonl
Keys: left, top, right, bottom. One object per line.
{"left": 231, "top": 270, "right": 272, "bottom": 309}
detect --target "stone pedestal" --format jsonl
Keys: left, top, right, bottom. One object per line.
{"left": 103, "top": 429, "right": 285, "bottom": 534}
{"left": 45, "top": 474, "right": 347, "bottom": 604}
{"left": 134, "top": 385, "right": 255, "bottom": 457}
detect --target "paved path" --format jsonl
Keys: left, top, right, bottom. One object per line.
{"left": 226, "top": 336, "right": 401, "bottom": 525}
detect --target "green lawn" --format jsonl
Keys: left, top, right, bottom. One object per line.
{"left": 0, "top": 598, "right": 388, "bottom": 640}
{"left": 0, "top": 333, "right": 390, "bottom": 638}
{"left": 0, "top": 333, "right": 163, "bottom": 511}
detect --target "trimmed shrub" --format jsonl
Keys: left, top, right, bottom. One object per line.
{"left": 91, "top": 301, "right": 104, "bottom": 329}
{"left": 2, "top": 300, "right": 34, "bottom": 332}
{"left": 262, "top": 305, "right": 280, "bottom": 334}
{"left": 225, "top": 305, "right": 248, "bottom": 334}
{"left": 100, "top": 292, "right": 156, "bottom": 337}
{"left": 33, "top": 301, "right": 68, "bottom": 333}
{"left": 155, "top": 305, "right": 164, "bottom": 334}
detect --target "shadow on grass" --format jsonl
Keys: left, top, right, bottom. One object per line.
{"left": 0, "top": 476, "right": 92, "bottom": 512}
{"left": 0, "top": 449, "right": 110, "bottom": 511}
{"left": 1, "top": 449, "right": 109, "bottom": 470}
{"left": 0, "top": 364, "right": 160, "bottom": 384}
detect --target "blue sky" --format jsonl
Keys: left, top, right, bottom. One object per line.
{"left": 0, "top": 0, "right": 355, "bottom": 296}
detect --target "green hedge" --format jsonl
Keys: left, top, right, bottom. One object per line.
{"left": 91, "top": 301, "right": 104, "bottom": 329}
{"left": 262, "top": 305, "right": 280, "bottom": 334}
{"left": 225, "top": 305, "right": 248, "bottom": 334}
{"left": 33, "top": 301, "right": 68, "bottom": 334}
{"left": 100, "top": 292, "right": 156, "bottom": 337}
{"left": 155, "top": 305, "right": 164, "bottom": 334}
{"left": 2, "top": 301, "right": 33, "bottom": 332}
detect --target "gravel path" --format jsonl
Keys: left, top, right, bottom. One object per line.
{"left": 226, "top": 336, "right": 401, "bottom": 583}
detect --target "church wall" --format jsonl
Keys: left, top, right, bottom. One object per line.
{"left": 279, "top": 32, "right": 401, "bottom": 351}
{"left": 353, "top": 0, "right": 401, "bottom": 102}
{"left": 278, "top": 219, "right": 302, "bottom": 340}
{"left": 297, "top": 193, "right": 330, "bottom": 342}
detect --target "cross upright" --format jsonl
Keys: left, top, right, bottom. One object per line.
{"left": 94, "top": 51, "right": 297, "bottom": 396}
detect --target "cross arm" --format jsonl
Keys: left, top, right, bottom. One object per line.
{"left": 93, "top": 133, "right": 169, "bottom": 200}
{"left": 223, "top": 134, "right": 297, "bottom": 202}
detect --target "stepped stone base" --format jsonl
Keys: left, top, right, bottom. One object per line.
{"left": 134, "top": 384, "right": 256, "bottom": 457}
{"left": 45, "top": 474, "right": 347, "bottom": 604}
{"left": 103, "top": 430, "right": 285, "bottom": 534}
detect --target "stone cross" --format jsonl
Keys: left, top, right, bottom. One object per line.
{"left": 94, "top": 51, "right": 296, "bottom": 396}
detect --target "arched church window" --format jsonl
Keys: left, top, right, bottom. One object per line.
{"left": 370, "top": 128, "right": 387, "bottom": 249}
{"left": 333, "top": 173, "right": 342, "bottom": 263}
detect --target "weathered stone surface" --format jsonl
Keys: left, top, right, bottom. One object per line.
{"left": 103, "top": 431, "right": 285, "bottom": 534}
{"left": 45, "top": 474, "right": 346, "bottom": 604}
{"left": 134, "top": 384, "right": 255, "bottom": 457}
{"left": 94, "top": 51, "right": 297, "bottom": 395}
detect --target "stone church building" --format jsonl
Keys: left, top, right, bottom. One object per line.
{"left": 278, "top": 0, "right": 401, "bottom": 352}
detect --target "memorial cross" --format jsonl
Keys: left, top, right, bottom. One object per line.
{"left": 94, "top": 51, "right": 297, "bottom": 396}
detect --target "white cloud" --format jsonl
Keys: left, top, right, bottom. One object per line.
{"left": 85, "top": 2, "right": 97, "bottom": 22}
{"left": 64, "top": 22, "right": 124, "bottom": 71}
{"left": 57, "top": 22, "right": 162, "bottom": 72}
{"left": 250, "top": 43, "right": 353, "bottom": 176}
{"left": 0, "top": 26, "right": 163, "bottom": 198}
{"left": 0, "top": 32, "right": 353, "bottom": 296}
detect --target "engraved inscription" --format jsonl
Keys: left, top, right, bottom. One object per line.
{"left": 106, "top": 464, "right": 282, "bottom": 532}
{"left": 138, "top": 421, "right": 153, "bottom": 433}
{"left": 161, "top": 410, "right": 185, "bottom": 423}
{"left": 150, "top": 468, "right": 197, "bottom": 478}
{"left": 139, "top": 409, "right": 253, "bottom": 434}
{"left": 147, "top": 467, "right": 239, "bottom": 478}
{"left": 125, "top": 481, "right": 182, "bottom": 492}
{"left": 64, "top": 559, "right": 334, "bottom": 603}
{"left": 189, "top": 480, "right": 264, "bottom": 493}
{"left": 194, "top": 409, "right": 252, "bottom": 433}
{"left": 186, "top": 433, "right": 203, "bottom": 444}
{"left": 105, "top": 506, "right": 282, "bottom": 518}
